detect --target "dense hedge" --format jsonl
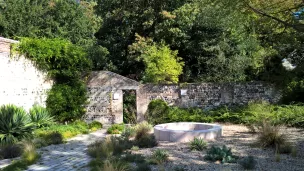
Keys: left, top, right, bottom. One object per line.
{"left": 146, "top": 100, "right": 304, "bottom": 128}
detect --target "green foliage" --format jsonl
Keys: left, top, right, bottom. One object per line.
{"left": 149, "top": 149, "right": 169, "bottom": 165}
{"left": 121, "top": 126, "right": 136, "bottom": 139}
{"left": 107, "top": 124, "right": 125, "bottom": 134}
{"left": 0, "top": 104, "right": 35, "bottom": 145}
{"left": 88, "top": 121, "right": 103, "bottom": 131}
{"left": 29, "top": 105, "right": 54, "bottom": 128}
{"left": 0, "top": 144, "right": 22, "bottom": 159}
{"left": 122, "top": 153, "right": 146, "bottom": 163}
{"left": 101, "top": 159, "right": 131, "bottom": 171}
{"left": 256, "top": 120, "right": 286, "bottom": 148}
{"left": 239, "top": 156, "right": 256, "bottom": 170}
{"left": 1, "top": 160, "right": 28, "bottom": 171}
{"left": 21, "top": 141, "right": 40, "bottom": 165}
{"left": 204, "top": 145, "right": 238, "bottom": 163}
{"left": 14, "top": 38, "right": 91, "bottom": 122}
{"left": 44, "top": 132, "right": 64, "bottom": 145}
{"left": 146, "top": 100, "right": 170, "bottom": 125}
{"left": 135, "top": 134, "right": 158, "bottom": 148}
{"left": 34, "top": 121, "right": 90, "bottom": 141}
{"left": 134, "top": 122, "right": 152, "bottom": 140}
{"left": 129, "top": 36, "right": 184, "bottom": 83}
{"left": 123, "top": 91, "right": 137, "bottom": 124}
{"left": 0, "top": 0, "right": 99, "bottom": 45}
{"left": 189, "top": 138, "right": 208, "bottom": 151}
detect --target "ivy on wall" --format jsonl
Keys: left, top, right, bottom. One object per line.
{"left": 13, "top": 38, "right": 92, "bottom": 122}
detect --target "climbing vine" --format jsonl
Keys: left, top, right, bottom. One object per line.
{"left": 13, "top": 38, "right": 92, "bottom": 122}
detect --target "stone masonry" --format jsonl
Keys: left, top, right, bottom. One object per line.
{"left": 0, "top": 37, "right": 281, "bottom": 124}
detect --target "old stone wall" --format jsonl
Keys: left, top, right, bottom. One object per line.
{"left": 137, "top": 82, "right": 281, "bottom": 121}
{"left": 0, "top": 37, "right": 52, "bottom": 111}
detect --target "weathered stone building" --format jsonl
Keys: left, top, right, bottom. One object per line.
{"left": 0, "top": 37, "right": 281, "bottom": 124}
{"left": 0, "top": 37, "right": 52, "bottom": 111}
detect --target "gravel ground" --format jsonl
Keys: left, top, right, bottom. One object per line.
{"left": 134, "top": 124, "right": 304, "bottom": 171}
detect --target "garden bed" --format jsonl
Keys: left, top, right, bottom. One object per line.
{"left": 134, "top": 124, "right": 304, "bottom": 171}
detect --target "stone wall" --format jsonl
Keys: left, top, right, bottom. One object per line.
{"left": 0, "top": 37, "right": 52, "bottom": 111}
{"left": 137, "top": 82, "right": 281, "bottom": 121}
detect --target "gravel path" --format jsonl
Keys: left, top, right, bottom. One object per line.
{"left": 25, "top": 129, "right": 107, "bottom": 171}
{"left": 135, "top": 124, "right": 304, "bottom": 171}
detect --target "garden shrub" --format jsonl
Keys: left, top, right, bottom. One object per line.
{"left": 87, "top": 139, "right": 114, "bottom": 159}
{"left": 145, "top": 99, "right": 170, "bottom": 125}
{"left": 29, "top": 105, "right": 54, "bottom": 128}
{"left": 239, "top": 156, "right": 256, "bottom": 170}
{"left": 136, "top": 162, "right": 151, "bottom": 171}
{"left": 0, "top": 144, "right": 22, "bottom": 159}
{"left": 44, "top": 132, "right": 64, "bottom": 145}
{"left": 122, "top": 152, "right": 145, "bottom": 163}
{"left": 135, "top": 134, "right": 158, "bottom": 148}
{"left": 14, "top": 38, "right": 92, "bottom": 123}
{"left": 102, "top": 159, "right": 131, "bottom": 171}
{"left": 134, "top": 121, "right": 152, "bottom": 140}
{"left": 204, "top": 145, "right": 238, "bottom": 163}
{"left": 0, "top": 104, "right": 35, "bottom": 145}
{"left": 89, "top": 121, "right": 103, "bottom": 131}
{"left": 256, "top": 120, "right": 286, "bottom": 148}
{"left": 121, "top": 126, "right": 136, "bottom": 139}
{"left": 189, "top": 137, "right": 207, "bottom": 151}
{"left": 107, "top": 124, "right": 125, "bottom": 134}
{"left": 149, "top": 149, "right": 169, "bottom": 164}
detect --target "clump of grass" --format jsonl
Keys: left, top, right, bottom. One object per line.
{"left": 87, "top": 138, "right": 114, "bottom": 159}
{"left": 278, "top": 142, "right": 294, "bottom": 154}
{"left": 256, "top": 120, "right": 286, "bottom": 148}
{"left": 239, "top": 156, "right": 256, "bottom": 170}
{"left": 2, "top": 160, "right": 28, "bottom": 171}
{"left": 101, "top": 159, "right": 130, "bottom": 171}
{"left": 122, "top": 152, "right": 145, "bottom": 163}
{"left": 21, "top": 141, "right": 40, "bottom": 165}
{"left": 89, "top": 121, "right": 103, "bottom": 130}
{"left": 149, "top": 149, "right": 169, "bottom": 165}
{"left": 134, "top": 121, "right": 152, "bottom": 140}
{"left": 107, "top": 124, "right": 125, "bottom": 134}
{"left": 121, "top": 126, "right": 136, "bottom": 139}
{"left": 134, "top": 122, "right": 157, "bottom": 148}
{"left": 189, "top": 137, "right": 207, "bottom": 151}
{"left": 45, "top": 132, "right": 64, "bottom": 145}
{"left": 0, "top": 144, "right": 22, "bottom": 159}
{"left": 204, "top": 145, "right": 238, "bottom": 163}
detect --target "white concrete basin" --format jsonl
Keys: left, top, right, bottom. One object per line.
{"left": 154, "top": 122, "right": 222, "bottom": 142}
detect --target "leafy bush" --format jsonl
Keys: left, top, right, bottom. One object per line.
{"left": 0, "top": 144, "right": 22, "bottom": 159}
{"left": 135, "top": 134, "right": 158, "bottom": 148}
{"left": 0, "top": 104, "right": 35, "bottom": 145}
{"left": 256, "top": 120, "right": 286, "bottom": 148}
{"left": 121, "top": 126, "right": 136, "bottom": 139}
{"left": 89, "top": 121, "right": 103, "bottom": 131}
{"left": 239, "top": 156, "right": 256, "bottom": 170}
{"left": 131, "top": 146, "right": 140, "bottom": 151}
{"left": 145, "top": 100, "right": 170, "bottom": 125}
{"left": 204, "top": 145, "right": 238, "bottom": 163}
{"left": 44, "top": 132, "right": 64, "bottom": 145}
{"left": 29, "top": 105, "right": 54, "bottom": 128}
{"left": 149, "top": 149, "right": 169, "bottom": 164}
{"left": 88, "top": 139, "right": 114, "bottom": 159}
{"left": 189, "top": 137, "right": 208, "bottom": 151}
{"left": 107, "top": 124, "right": 125, "bottom": 134}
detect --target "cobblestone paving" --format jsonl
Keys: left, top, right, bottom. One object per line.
{"left": 26, "top": 129, "right": 107, "bottom": 171}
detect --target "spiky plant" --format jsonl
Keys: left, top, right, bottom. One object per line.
{"left": 189, "top": 137, "right": 207, "bottom": 151}
{"left": 0, "top": 104, "right": 35, "bottom": 145}
{"left": 29, "top": 105, "right": 54, "bottom": 128}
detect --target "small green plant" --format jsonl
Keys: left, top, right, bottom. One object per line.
{"left": 0, "top": 104, "right": 35, "bottom": 145}
{"left": 29, "top": 105, "right": 54, "bottom": 128}
{"left": 1, "top": 160, "right": 28, "bottom": 171}
{"left": 107, "top": 124, "right": 125, "bottom": 134}
{"left": 134, "top": 121, "right": 152, "bottom": 140}
{"left": 149, "top": 149, "right": 169, "bottom": 164}
{"left": 21, "top": 141, "right": 40, "bottom": 165}
{"left": 87, "top": 138, "right": 114, "bottom": 159}
{"left": 101, "top": 159, "right": 131, "bottom": 171}
{"left": 256, "top": 120, "right": 286, "bottom": 148}
{"left": 239, "top": 156, "right": 256, "bottom": 170}
{"left": 89, "top": 121, "right": 103, "bottom": 130}
{"left": 44, "top": 132, "right": 64, "bottom": 145}
{"left": 122, "top": 152, "right": 145, "bottom": 163}
{"left": 121, "top": 126, "right": 136, "bottom": 139}
{"left": 131, "top": 146, "right": 140, "bottom": 151}
{"left": 204, "top": 145, "right": 238, "bottom": 163}
{"left": 135, "top": 134, "right": 158, "bottom": 148}
{"left": 0, "top": 144, "right": 22, "bottom": 159}
{"left": 189, "top": 137, "right": 207, "bottom": 151}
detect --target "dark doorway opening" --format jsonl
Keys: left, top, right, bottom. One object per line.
{"left": 122, "top": 90, "right": 137, "bottom": 124}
